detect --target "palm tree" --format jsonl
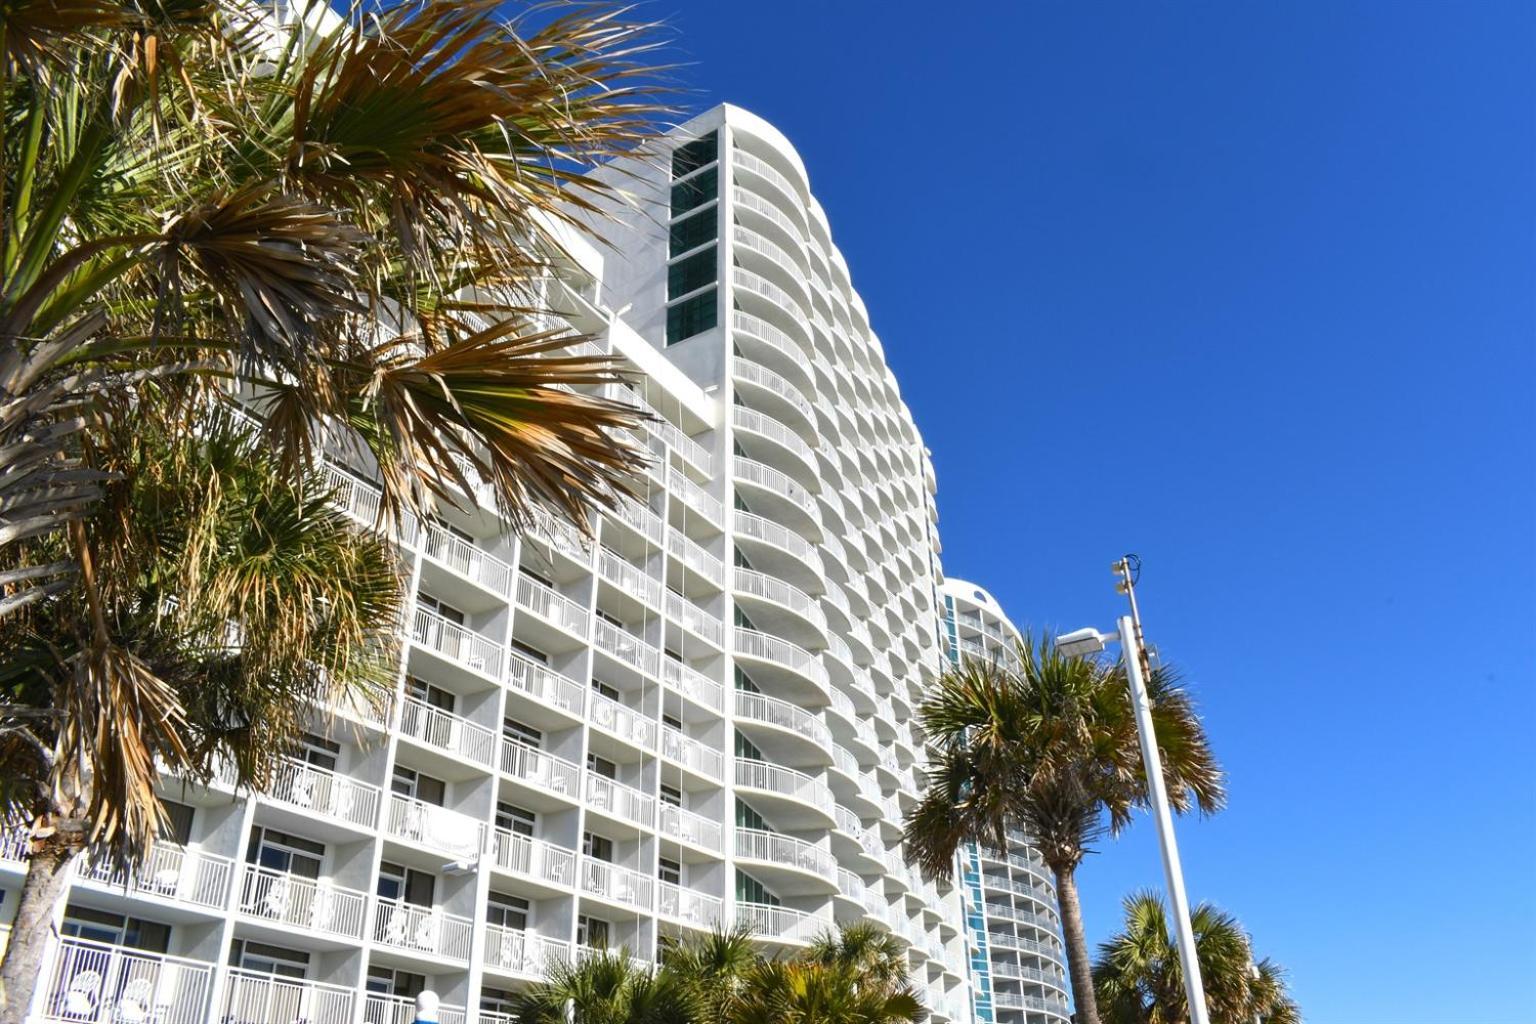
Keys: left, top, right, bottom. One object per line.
{"left": 732, "top": 957, "right": 927, "bottom": 1024}
{"left": 507, "top": 948, "right": 695, "bottom": 1024}
{"left": 658, "top": 923, "right": 761, "bottom": 1024}
{"left": 903, "top": 638, "right": 1225, "bottom": 1024}
{"left": 0, "top": 0, "right": 670, "bottom": 615}
{"left": 1094, "top": 892, "right": 1300, "bottom": 1024}
{"left": 802, "top": 922, "right": 914, "bottom": 998}
{"left": 0, "top": 412, "right": 402, "bottom": 1017}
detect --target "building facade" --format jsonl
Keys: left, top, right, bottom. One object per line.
{"left": 0, "top": 104, "right": 1016, "bottom": 1024}
{"left": 938, "top": 580, "right": 1071, "bottom": 1024}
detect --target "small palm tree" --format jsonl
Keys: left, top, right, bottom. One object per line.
{"left": 509, "top": 948, "right": 694, "bottom": 1024}
{"left": 658, "top": 923, "right": 761, "bottom": 1024}
{"left": 803, "top": 922, "right": 913, "bottom": 998}
{"left": 1094, "top": 892, "right": 1300, "bottom": 1024}
{"left": 732, "top": 957, "right": 927, "bottom": 1024}
{"left": 903, "top": 637, "right": 1225, "bottom": 1024}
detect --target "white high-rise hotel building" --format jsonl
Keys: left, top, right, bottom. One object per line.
{"left": 0, "top": 105, "right": 1068, "bottom": 1024}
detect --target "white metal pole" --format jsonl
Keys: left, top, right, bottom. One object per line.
{"left": 1117, "top": 614, "right": 1210, "bottom": 1024}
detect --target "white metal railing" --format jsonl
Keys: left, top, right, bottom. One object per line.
{"left": 658, "top": 802, "right": 724, "bottom": 852}
{"left": 662, "top": 656, "right": 725, "bottom": 712}
{"left": 734, "top": 759, "right": 835, "bottom": 817}
{"left": 732, "top": 357, "right": 815, "bottom": 423}
{"left": 733, "top": 226, "right": 811, "bottom": 306}
{"left": 826, "top": 683, "right": 856, "bottom": 723}
{"left": 735, "top": 902, "right": 825, "bottom": 943}
{"left": 667, "top": 527, "right": 725, "bottom": 587}
{"left": 650, "top": 417, "right": 712, "bottom": 476}
{"left": 399, "top": 697, "right": 497, "bottom": 767}
{"left": 506, "top": 652, "right": 586, "bottom": 717}
{"left": 515, "top": 574, "right": 590, "bottom": 638}
{"left": 490, "top": 829, "right": 577, "bottom": 888}
{"left": 318, "top": 461, "right": 413, "bottom": 540}
{"left": 238, "top": 865, "right": 367, "bottom": 939}
{"left": 580, "top": 858, "right": 654, "bottom": 910}
{"left": 732, "top": 510, "right": 821, "bottom": 572}
{"left": 732, "top": 150, "right": 806, "bottom": 215}
{"left": 79, "top": 842, "right": 233, "bottom": 910}
{"left": 735, "top": 828, "right": 835, "bottom": 880}
{"left": 483, "top": 926, "right": 573, "bottom": 976}
{"left": 732, "top": 186, "right": 805, "bottom": 246}
{"left": 266, "top": 758, "right": 379, "bottom": 827}
{"left": 411, "top": 606, "right": 503, "bottom": 677}
{"left": 657, "top": 881, "right": 723, "bottom": 929}
{"left": 666, "top": 588, "right": 724, "bottom": 646}
{"left": 585, "top": 773, "right": 655, "bottom": 828}
{"left": 735, "top": 690, "right": 831, "bottom": 750}
{"left": 222, "top": 968, "right": 355, "bottom": 1024}
{"left": 660, "top": 725, "right": 725, "bottom": 779}
{"left": 734, "top": 568, "right": 825, "bottom": 632}
{"left": 734, "top": 458, "right": 818, "bottom": 521}
{"left": 609, "top": 497, "right": 664, "bottom": 545}
{"left": 666, "top": 467, "right": 724, "bottom": 526}
{"left": 364, "top": 993, "right": 467, "bottom": 1024}
{"left": 589, "top": 691, "right": 658, "bottom": 750}
{"left": 733, "top": 404, "right": 816, "bottom": 467}
{"left": 41, "top": 937, "right": 211, "bottom": 1024}
{"left": 734, "top": 629, "right": 829, "bottom": 691}
{"left": 384, "top": 795, "right": 485, "bottom": 859}
{"left": 500, "top": 739, "right": 581, "bottom": 799}
{"left": 372, "top": 897, "right": 472, "bottom": 961}
{"left": 598, "top": 547, "right": 662, "bottom": 607}
{"left": 593, "top": 618, "right": 662, "bottom": 678}
{"left": 731, "top": 310, "right": 811, "bottom": 365}
{"left": 420, "top": 521, "right": 512, "bottom": 596}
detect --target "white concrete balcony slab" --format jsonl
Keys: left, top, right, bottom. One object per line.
{"left": 593, "top": 618, "right": 661, "bottom": 678}
{"left": 74, "top": 842, "right": 233, "bottom": 911}
{"left": 734, "top": 828, "right": 836, "bottom": 889}
{"left": 40, "top": 936, "right": 212, "bottom": 1024}
{"left": 398, "top": 697, "right": 497, "bottom": 768}
{"left": 589, "top": 691, "right": 657, "bottom": 750}
{"left": 734, "top": 758, "right": 835, "bottom": 827}
{"left": 731, "top": 186, "right": 807, "bottom": 252}
{"left": 237, "top": 865, "right": 368, "bottom": 940}
{"left": 490, "top": 829, "right": 577, "bottom": 888}
{"left": 657, "top": 881, "right": 723, "bottom": 930}
{"left": 265, "top": 757, "right": 381, "bottom": 829}
{"left": 483, "top": 926, "right": 572, "bottom": 977}
{"left": 733, "top": 567, "right": 826, "bottom": 640}
{"left": 505, "top": 652, "right": 586, "bottom": 719}
{"left": 649, "top": 417, "right": 713, "bottom": 478}
{"left": 736, "top": 902, "right": 826, "bottom": 945}
{"left": 370, "top": 897, "right": 473, "bottom": 962}
{"left": 733, "top": 628, "right": 829, "bottom": 700}
{"left": 657, "top": 802, "right": 724, "bottom": 854}
{"left": 222, "top": 968, "right": 355, "bottom": 1024}
{"left": 598, "top": 547, "right": 662, "bottom": 608}
{"left": 731, "top": 510, "right": 822, "bottom": 586}
{"left": 499, "top": 740, "right": 581, "bottom": 801}
{"left": 666, "top": 588, "right": 724, "bottom": 647}
{"left": 515, "top": 574, "right": 590, "bottom": 640}
{"left": 580, "top": 858, "right": 653, "bottom": 911}
{"left": 667, "top": 527, "right": 725, "bottom": 589}
{"left": 410, "top": 606, "right": 503, "bottom": 678}
{"left": 365, "top": 993, "right": 467, "bottom": 1024}
{"left": 734, "top": 689, "right": 831, "bottom": 758}
{"left": 659, "top": 724, "right": 724, "bottom": 780}
{"left": 730, "top": 311, "right": 814, "bottom": 380}
{"left": 383, "top": 795, "right": 485, "bottom": 859}
{"left": 732, "top": 405, "right": 818, "bottom": 479}
{"left": 585, "top": 772, "right": 655, "bottom": 829}
{"left": 419, "top": 521, "right": 513, "bottom": 597}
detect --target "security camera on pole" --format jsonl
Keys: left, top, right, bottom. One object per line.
{"left": 1056, "top": 556, "right": 1211, "bottom": 1024}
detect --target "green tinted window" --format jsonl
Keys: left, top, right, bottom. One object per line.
{"left": 735, "top": 800, "right": 769, "bottom": 830}
{"left": 735, "top": 870, "right": 780, "bottom": 906}
{"left": 672, "top": 132, "right": 718, "bottom": 178}
{"left": 734, "top": 732, "right": 762, "bottom": 760}
{"left": 665, "top": 289, "right": 717, "bottom": 345}
{"left": 667, "top": 246, "right": 716, "bottom": 299}
{"left": 669, "top": 210, "right": 717, "bottom": 256}
{"left": 671, "top": 167, "right": 718, "bottom": 217}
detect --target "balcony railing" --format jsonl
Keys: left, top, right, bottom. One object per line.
{"left": 732, "top": 510, "right": 821, "bottom": 574}
{"left": 666, "top": 467, "right": 723, "bottom": 526}
{"left": 667, "top": 527, "right": 725, "bottom": 587}
{"left": 515, "top": 574, "right": 590, "bottom": 638}
{"left": 78, "top": 842, "right": 233, "bottom": 910}
{"left": 505, "top": 652, "right": 586, "bottom": 717}
{"left": 580, "top": 858, "right": 654, "bottom": 910}
{"left": 490, "top": 829, "right": 577, "bottom": 887}
{"left": 660, "top": 725, "right": 725, "bottom": 779}
{"left": 222, "top": 969, "right": 355, "bottom": 1024}
{"left": 735, "top": 828, "right": 835, "bottom": 881}
{"left": 266, "top": 758, "right": 380, "bottom": 828}
{"left": 662, "top": 657, "right": 724, "bottom": 712}
{"left": 238, "top": 865, "right": 367, "bottom": 939}
{"left": 41, "top": 937, "right": 211, "bottom": 1024}
{"left": 585, "top": 773, "right": 654, "bottom": 828}
{"left": 609, "top": 497, "right": 664, "bottom": 545}
{"left": 731, "top": 187, "right": 805, "bottom": 247}
{"left": 657, "top": 881, "right": 723, "bottom": 929}
{"left": 399, "top": 697, "right": 497, "bottom": 768}
{"left": 589, "top": 692, "right": 658, "bottom": 750}
{"left": 734, "top": 629, "right": 829, "bottom": 692}
{"left": 650, "top": 418, "right": 713, "bottom": 477}
{"left": 371, "top": 897, "right": 473, "bottom": 961}
{"left": 384, "top": 795, "right": 485, "bottom": 859}
{"left": 411, "top": 606, "right": 503, "bottom": 677}
{"left": 732, "top": 357, "right": 814, "bottom": 424}
{"left": 731, "top": 310, "right": 811, "bottom": 366}
{"left": 420, "top": 522, "right": 512, "bottom": 596}
{"left": 598, "top": 548, "right": 662, "bottom": 607}
{"left": 365, "top": 994, "right": 467, "bottom": 1024}
{"left": 735, "top": 690, "right": 830, "bottom": 750}
{"left": 734, "top": 568, "right": 825, "bottom": 632}
{"left": 733, "top": 405, "right": 816, "bottom": 467}
{"left": 593, "top": 618, "right": 662, "bottom": 678}
{"left": 736, "top": 902, "right": 825, "bottom": 943}
{"left": 500, "top": 739, "right": 581, "bottom": 800}
{"left": 483, "top": 925, "right": 572, "bottom": 976}
{"left": 658, "top": 803, "right": 724, "bottom": 853}
{"left": 734, "top": 759, "right": 834, "bottom": 817}
{"left": 666, "top": 588, "right": 724, "bottom": 646}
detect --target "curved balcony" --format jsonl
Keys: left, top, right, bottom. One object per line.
{"left": 371, "top": 897, "right": 472, "bottom": 963}
{"left": 734, "top": 758, "right": 836, "bottom": 828}
{"left": 734, "top": 627, "right": 829, "bottom": 704}
{"left": 734, "top": 828, "right": 837, "bottom": 894}
{"left": 732, "top": 357, "right": 817, "bottom": 434}
{"left": 731, "top": 510, "right": 822, "bottom": 591}
{"left": 733, "top": 567, "right": 826, "bottom": 644}
{"left": 238, "top": 865, "right": 368, "bottom": 940}
{"left": 732, "top": 405, "right": 819, "bottom": 485}
{"left": 733, "top": 267, "right": 808, "bottom": 346}
{"left": 733, "top": 225, "right": 812, "bottom": 314}
{"left": 733, "top": 689, "right": 832, "bottom": 763}
{"left": 731, "top": 185, "right": 805, "bottom": 254}
{"left": 732, "top": 150, "right": 810, "bottom": 227}
{"left": 658, "top": 801, "right": 725, "bottom": 854}
{"left": 733, "top": 458, "right": 820, "bottom": 537}
{"left": 736, "top": 902, "right": 826, "bottom": 945}
{"left": 730, "top": 310, "right": 814, "bottom": 383}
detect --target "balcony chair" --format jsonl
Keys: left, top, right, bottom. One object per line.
{"left": 61, "top": 970, "right": 102, "bottom": 1018}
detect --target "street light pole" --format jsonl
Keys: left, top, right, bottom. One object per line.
{"left": 1113, "top": 557, "right": 1210, "bottom": 1024}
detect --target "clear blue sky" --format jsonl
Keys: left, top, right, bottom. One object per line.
{"left": 653, "top": 3, "right": 1536, "bottom": 1022}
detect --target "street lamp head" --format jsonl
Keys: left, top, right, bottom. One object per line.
{"left": 1054, "top": 626, "right": 1117, "bottom": 659}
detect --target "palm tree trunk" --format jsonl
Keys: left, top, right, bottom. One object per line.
{"left": 1052, "top": 863, "right": 1101, "bottom": 1024}
{"left": 0, "top": 837, "right": 79, "bottom": 1024}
